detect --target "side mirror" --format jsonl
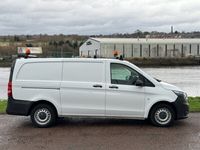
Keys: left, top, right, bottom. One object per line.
{"left": 135, "top": 79, "right": 144, "bottom": 86}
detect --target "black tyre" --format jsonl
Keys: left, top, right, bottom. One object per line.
{"left": 149, "top": 104, "right": 175, "bottom": 127}
{"left": 30, "top": 104, "right": 57, "bottom": 128}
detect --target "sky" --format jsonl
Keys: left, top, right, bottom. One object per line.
{"left": 0, "top": 0, "right": 200, "bottom": 35}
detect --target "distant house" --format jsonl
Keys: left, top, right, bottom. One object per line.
{"left": 79, "top": 38, "right": 200, "bottom": 58}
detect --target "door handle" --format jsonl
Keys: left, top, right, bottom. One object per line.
{"left": 109, "top": 85, "right": 119, "bottom": 89}
{"left": 93, "top": 84, "right": 103, "bottom": 88}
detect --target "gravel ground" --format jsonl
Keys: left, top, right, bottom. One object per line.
{"left": 0, "top": 113, "right": 199, "bottom": 150}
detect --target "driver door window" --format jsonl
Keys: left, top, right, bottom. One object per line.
{"left": 111, "top": 63, "right": 139, "bottom": 85}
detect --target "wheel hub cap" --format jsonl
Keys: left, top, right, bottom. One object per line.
{"left": 154, "top": 108, "right": 172, "bottom": 125}
{"left": 34, "top": 108, "right": 51, "bottom": 125}
{"left": 159, "top": 112, "right": 167, "bottom": 119}
{"left": 39, "top": 112, "right": 47, "bottom": 120}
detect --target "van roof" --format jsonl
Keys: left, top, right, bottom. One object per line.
{"left": 16, "top": 58, "right": 124, "bottom": 63}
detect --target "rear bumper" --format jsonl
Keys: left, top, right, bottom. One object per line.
{"left": 172, "top": 94, "right": 189, "bottom": 120}
{"left": 6, "top": 96, "right": 33, "bottom": 116}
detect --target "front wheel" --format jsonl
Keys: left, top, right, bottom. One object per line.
{"left": 149, "top": 104, "right": 175, "bottom": 127}
{"left": 30, "top": 104, "right": 57, "bottom": 128}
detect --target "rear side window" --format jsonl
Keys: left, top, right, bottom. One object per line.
{"left": 63, "top": 62, "right": 104, "bottom": 82}
{"left": 16, "top": 62, "right": 62, "bottom": 81}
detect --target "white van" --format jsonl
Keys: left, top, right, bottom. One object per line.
{"left": 7, "top": 58, "right": 189, "bottom": 127}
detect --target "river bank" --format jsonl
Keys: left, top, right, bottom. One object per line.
{"left": 0, "top": 61, "right": 12, "bottom": 67}
{"left": 126, "top": 57, "right": 200, "bottom": 67}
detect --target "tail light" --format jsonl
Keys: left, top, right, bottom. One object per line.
{"left": 8, "top": 81, "right": 12, "bottom": 97}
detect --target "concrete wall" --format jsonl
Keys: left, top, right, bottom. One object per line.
{"left": 124, "top": 44, "right": 132, "bottom": 58}
{"left": 150, "top": 44, "right": 158, "bottom": 58}
{"left": 132, "top": 44, "right": 141, "bottom": 57}
{"left": 191, "top": 44, "right": 198, "bottom": 56}
{"left": 142, "top": 44, "right": 149, "bottom": 58}
{"left": 101, "top": 43, "right": 115, "bottom": 58}
{"left": 158, "top": 44, "right": 166, "bottom": 57}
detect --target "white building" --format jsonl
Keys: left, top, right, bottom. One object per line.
{"left": 79, "top": 38, "right": 200, "bottom": 58}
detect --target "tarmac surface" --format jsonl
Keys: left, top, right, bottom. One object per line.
{"left": 0, "top": 113, "right": 199, "bottom": 150}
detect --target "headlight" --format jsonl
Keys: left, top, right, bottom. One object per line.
{"left": 173, "top": 90, "right": 184, "bottom": 96}
{"left": 173, "top": 90, "right": 188, "bottom": 101}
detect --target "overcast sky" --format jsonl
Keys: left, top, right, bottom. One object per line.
{"left": 0, "top": 0, "right": 200, "bottom": 35}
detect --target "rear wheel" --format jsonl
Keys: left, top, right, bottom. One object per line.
{"left": 30, "top": 104, "right": 57, "bottom": 128}
{"left": 149, "top": 104, "right": 175, "bottom": 127}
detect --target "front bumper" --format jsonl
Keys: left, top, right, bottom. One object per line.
{"left": 6, "top": 96, "right": 33, "bottom": 116}
{"left": 172, "top": 94, "right": 189, "bottom": 120}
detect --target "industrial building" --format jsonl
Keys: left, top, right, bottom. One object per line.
{"left": 79, "top": 38, "right": 200, "bottom": 58}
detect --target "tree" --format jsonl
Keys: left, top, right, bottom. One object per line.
{"left": 174, "top": 31, "right": 179, "bottom": 34}
{"left": 26, "top": 43, "right": 33, "bottom": 47}
{"left": 135, "top": 30, "right": 143, "bottom": 38}
{"left": 67, "top": 41, "right": 73, "bottom": 48}
{"left": 14, "top": 36, "right": 20, "bottom": 42}
{"left": 73, "top": 41, "right": 78, "bottom": 49}
{"left": 53, "top": 41, "right": 58, "bottom": 47}
{"left": 49, "top": 41, "right": 53, "bottom": 46}
{"left": 144, "top": 31, "right": 150, "bottom": 35}
{"left": 26, "top": 35, "right": 31, "bottom": 39}
{"left": 79, "top": 41, "right": 84, "bottom": 46}
{"left": 58, "top": 40, "right": 64, "bottom": 46}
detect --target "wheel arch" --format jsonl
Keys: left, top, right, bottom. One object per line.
{"left": 28, "top": 100, "right": 58, "bottom": 117}
{"left": 147, "top": 101, "right": 177, "bottom": 120}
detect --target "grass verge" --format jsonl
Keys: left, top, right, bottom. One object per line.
{"left": 0, "top": 100, "right": 7, "bottom": 114}
{"left": 0, "top": 97, "right": 200, "bottom": 114}
{"left": 188, "top": 97, "right": 200, "bottom": 112}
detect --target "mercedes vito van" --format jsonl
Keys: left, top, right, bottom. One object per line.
{"left": 6, "top": 58, "right": 189, "bottom": 128}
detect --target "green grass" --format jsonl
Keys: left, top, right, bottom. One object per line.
{"left": 0, "top": 100, "right": 7, "bottom": 114}
{"left": 0, "top": 97, "right": 200, "bottom": 114}
{"left": 188, "top": 97, "right": 200, "bottom": 112}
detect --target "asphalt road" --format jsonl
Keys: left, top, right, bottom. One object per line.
{"left": 0, "top": 113, "right": 199, "bottom": 150}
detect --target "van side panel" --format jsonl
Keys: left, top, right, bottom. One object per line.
{"left": 12, "top": 61, "right": 62, "bottom": 114}
{"left": 143, "top": 86, "right": 177, "bottom": 118}
{"left": 60, "top": 61, "right": 106, "bottom": 116}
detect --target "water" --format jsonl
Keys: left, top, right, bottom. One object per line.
{"left": 0, "top": 66, "right": 200, "bottom": 99}
{"left": 0, "top": 68, "right": 10, "bottom": 99}
{"left": 142, "top": 66, "right": 200, "bottom": 96}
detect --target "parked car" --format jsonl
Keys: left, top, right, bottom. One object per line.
{"left": 6, "top": 58, "right": 189, "bottom": 127}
